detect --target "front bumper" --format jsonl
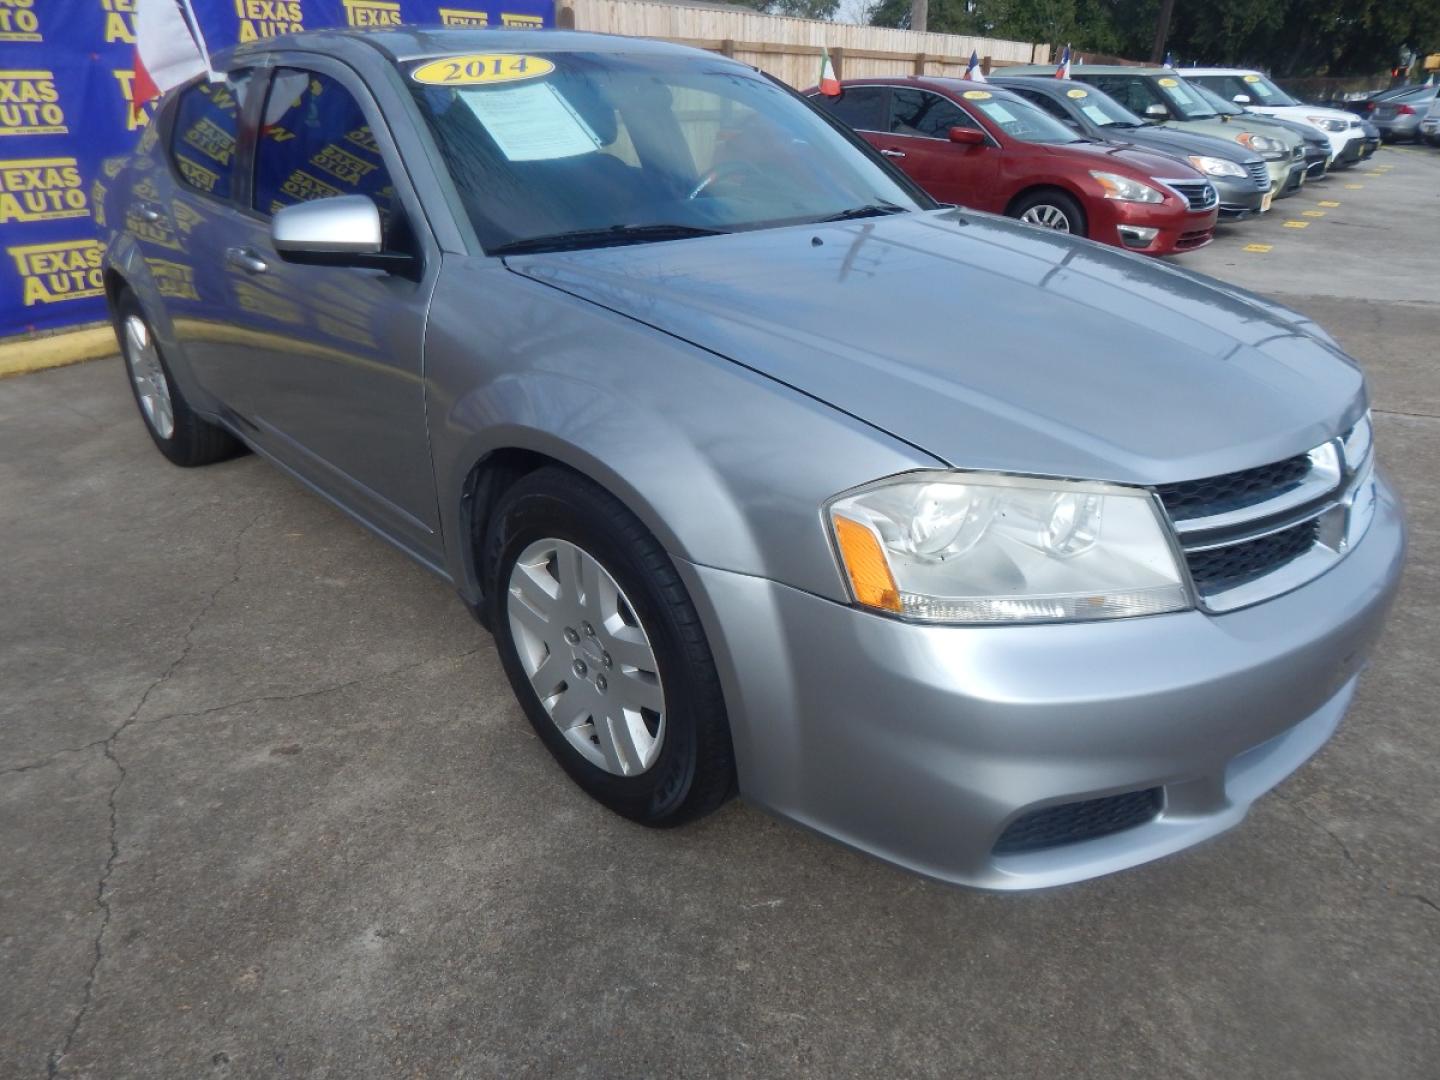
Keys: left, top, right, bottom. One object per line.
{"left": 1269, "top": 158, "right": 1307, "bottom": 197}
{"left": 1209, "top": 176, "right": 1268, "bottom": 220}
{"left": 681, "top": 472, "right": 1404, "bottom": 890}
{"left": 1095, "top": 200, "right": 1217, "bottom": 256}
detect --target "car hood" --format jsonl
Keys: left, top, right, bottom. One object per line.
{"left": 1259, "top": 103, "right": 1357, "bottom": 126}
{"left": 506, "top": 210, "right": 1364, "bottom": 485}
{"left": 1161, "top": 116, "right": 1299, "bottom": 149}
{"left": 1034, "top": 140, "right": 1203, "bottom": 179}
{"left": 1104, "top": 125, "right": 1257, "bottom": 163}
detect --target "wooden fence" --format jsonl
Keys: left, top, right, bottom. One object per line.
{"left": 558, "top": 0, "right": 1047, "bottom": 87}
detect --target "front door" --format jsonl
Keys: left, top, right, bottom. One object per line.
{"left": 874, "top": 88, "right": 999, "bottom": 210}
{"left": 225, "top": 62, "right": 443, "bottom": 563}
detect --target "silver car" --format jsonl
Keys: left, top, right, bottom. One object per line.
{"left": 101, "top": 29, "right": 1405, "bottom": 889}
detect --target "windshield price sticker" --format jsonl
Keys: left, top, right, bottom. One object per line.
{"left": 1066, "top": 87, "right": 1088, "bottom": 98}
{"left": 963, "top": 90, "right": 992, "bottom": 100}
{"left": 1243, "top": 74, "right": 1261, "bottom": 83}
{"left": 411, "top": 54, "right": 555, "bottom": 86}
{"left": 1158, "top": 77, "right": 1179, "bottom": 87}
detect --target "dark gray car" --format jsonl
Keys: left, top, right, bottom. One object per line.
{"left": 991, "top": 76, "right": 1273, "bottom": 218}
{"left": 101, "top": 29, "right": 1404, "bottom": 889}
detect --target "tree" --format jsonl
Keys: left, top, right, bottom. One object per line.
{"left": 731, "top": 0, "right": 844, "bottom": 20}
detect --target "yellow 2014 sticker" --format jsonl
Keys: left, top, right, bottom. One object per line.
{"left": 410, "top": 54, "right": 555, "bottom": 86}
{"left": 1158, "top": 77, "right": 1179, "bottom": 87}
{"left": 1243, "top": 74, "right": 1261, "bottom": 83}
{"left": 963, "top": 89, "right": 992, "bottom": 100}
{"left": 1066, "top": 87, "right": 1088, "bottom": 98}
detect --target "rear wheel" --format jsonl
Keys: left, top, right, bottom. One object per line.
{"left": 1011, "top": 190, "right": 1087, "bottom": 237}
{"left": 486, "top": 467, "right": 736, "bottom": 826}
{"left": 114, "top": 290, "right": 241, "bottom": 467}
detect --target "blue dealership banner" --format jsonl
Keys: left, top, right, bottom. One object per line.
{"left": 0, "top": 0, "right": 552, "bottom": 337}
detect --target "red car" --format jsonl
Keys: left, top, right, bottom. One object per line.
{"left": 808, "top": 77, "right": 1218, "bottom": 255}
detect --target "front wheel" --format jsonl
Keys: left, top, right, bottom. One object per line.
{"left": 485, "top": 467, "right": 736, "bottom": 826}
{"left": 1011, "top": 190, "right": 1088, "bottom": 237}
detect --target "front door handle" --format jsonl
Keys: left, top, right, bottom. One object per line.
{"left": 879, "top": 148, "right": 906, "bottom": 159}
{"left": 225, "top": 246, "right": 268, "bottom": 275}
{"left": 133, "top": 201, "right": 162, "bottom": 223}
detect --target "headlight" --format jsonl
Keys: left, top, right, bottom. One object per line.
{"left": 1088, "top": 170, "right": 1164, "bottom": 203}
{"left": 1186, "top": 154, "right": 1246, "bottom": 178}
{"left": 1236, "top": 132, "right": 1286, "bottom": 159}
{"left": 1306, "top": 116, "right": 1348, "bottom": 133}
{"left": 827, "top": 472, "right": 1191, "bottom": 624}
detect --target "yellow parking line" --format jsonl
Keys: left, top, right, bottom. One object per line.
{"left": 1243, "top": 243, "right": 1273, "bottom": 252}
{"left": 1318, "top": 200, "right": 1341, "bottom": 207}
{"left": 1302, "top": 210, "right": 1326, "bottom": 217}
{"left": 1344, "top": 183, "right": 1364, "bottom": 189}
{"left": 1283, "top": 220, "right": 1309, "bottom": 229}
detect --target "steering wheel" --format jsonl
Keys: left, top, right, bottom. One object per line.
{"left": 687, "top": 159, "right": 766, "bottom": 200}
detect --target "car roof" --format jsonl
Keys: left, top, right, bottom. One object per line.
{"left": 838, "top": 75, "right": 1025, "bottom": 100}
{"left": 1183, "top": 68, "right": 1264, "bottom": 77}
{"left": 1001, "top": 64, "right": 1173, "bottom": 77}
{"left": 225, "top": 27, "right": 705, "bottom": 65}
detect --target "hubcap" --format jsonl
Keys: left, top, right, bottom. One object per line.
{"left": 506, "top": 538, "right": 665, "bottom": 777}
{"left": 1020, "top": 204, "right": 1072, "bottom": 232}
{"left": 123, "top": 314, "right": 175, "bottom": 439}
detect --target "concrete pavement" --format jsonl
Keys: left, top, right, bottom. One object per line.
{"left": 3, "top": 147, "right": 1438, "bottom": 1078}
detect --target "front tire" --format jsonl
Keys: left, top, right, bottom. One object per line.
{"left": 1011, "top": 189, "right": 1088, "bottom": 237}
{"left": 114, "top": 290, "right": 241, "bottom": 467}
{"left": 485, "top": 467, "right": 735, "bottom": 826}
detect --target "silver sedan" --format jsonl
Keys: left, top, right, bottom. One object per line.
{"left": 101, "top": 28, "right": 1404, "bottom": 889}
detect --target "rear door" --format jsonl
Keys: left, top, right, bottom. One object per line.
{"left": 880, "top": 88, "right": 998, "bottom": 209}
{"left": 221, "top": 59, "right": 444, "bottom": 562}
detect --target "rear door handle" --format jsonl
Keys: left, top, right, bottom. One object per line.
{"left": 879, "top": 148, "right": 906, "bottom": 159}
{"left": 225, "top": 246, "right": 268, "bottom": 275}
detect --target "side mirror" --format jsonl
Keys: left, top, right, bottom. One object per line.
{"left": 1144, "top": 103, "right": 1169, "bottom": 119}
{"left": 271, "top": 195, "right": 412, "bottom": 273}
{"left": 1233, "top": 94, "right": 1251, "bottom": 105}
{"left": 948, "top": 126, "right": 986, "bottom": 145}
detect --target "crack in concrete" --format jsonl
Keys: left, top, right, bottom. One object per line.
{"left": 45, "top": 510, "right": 265, "bottom": 1078}
{"left": 1371, "top": 407, "right": 1440, "bottom": 422}
{"left": 0, "top": 738, "right": 110, "bottom": 778}
{"left": 1287, "top": 799, "right": 1437, "bottom": 919}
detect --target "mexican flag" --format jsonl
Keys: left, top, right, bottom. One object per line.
{"left": 819, "top": 47, "right": 841, "bottom": 96}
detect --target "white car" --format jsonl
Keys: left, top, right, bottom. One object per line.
{"left": 1186, "top": 68, "right": 1368, "bottom": 166}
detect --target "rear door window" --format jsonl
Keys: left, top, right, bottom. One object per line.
{"left": 810, "top": 86, "right": 887, "bottom": 132}
{"left": 170, "top": 72, "right": 251, "bottom": 200}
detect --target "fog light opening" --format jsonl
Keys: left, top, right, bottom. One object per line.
{"left": 1117, "top": 225, "right": 1159, "bottom": 250}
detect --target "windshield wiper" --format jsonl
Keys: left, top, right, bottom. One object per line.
{"left": 491, "top": 223, "right": 728, "bottom": 256}
{"left": 816, "top": 203, "right": 909, "bottom": 223}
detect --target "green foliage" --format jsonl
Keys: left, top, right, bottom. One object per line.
{"left": 732, "top": 0, "right": 844, "bottom": 21}
{"left": 866, "top": 0, "right": 1440, "bottom": 76}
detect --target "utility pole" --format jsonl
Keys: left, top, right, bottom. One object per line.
{"left": 911, "top": 0, "right": 927, "bottom": 33}
{"left": 1149, "top": 0, "right": 1174, "bottom": 63}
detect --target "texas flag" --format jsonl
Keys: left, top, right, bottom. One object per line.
{"left": 819, "top": 47, "right": 841, "bottom": 96}
{"left": 132, "top": 0, "right": 213, "bottom": 119}
{"left": 1055, "top": 44, "right": 1072, "bottom": 79}
{"left": 965, "top": 50, "right": 986, "bottom": 82}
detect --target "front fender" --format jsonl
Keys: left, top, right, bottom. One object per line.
{"left": 424, "top": 258, "right": 938, "bottom": 606}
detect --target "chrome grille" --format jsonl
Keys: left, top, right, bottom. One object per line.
{"left": 1157, "top": 415, "right": 1377, "bottom": 613}
{"left": 1244, "top": 160, "right": 1272, "bottom": 190}
{"left": 1164, "top": 180, "right": 1218, "bottom": 211}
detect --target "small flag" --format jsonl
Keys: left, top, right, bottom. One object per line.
{"left": 1055, "top": 44, "right": 1071, "bottom": 80}
{"left": 133, "top": 0, "right": 213, "bottom": 120}
{"left": 1163, "top": 50, "right": 1175, "bottom": 68}
{"left": 819, "top": 47, "right": 841, "bottom": 97}
{"left": 965, "top": 50, "right": 986, "bottom": 82}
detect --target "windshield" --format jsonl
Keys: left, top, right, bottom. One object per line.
{"left": 1193, "top": 73, "right": 1298, "bottom": 107}
{"left": 1055, "top": 84, "right": 1145, "bottom": 128}
{"left": 1189, "top": 81, "right": 1244, "bottom": 116}
{"left": 967, "top": 93, "right": 1081, "bottom": 143}
{"left": 407, "top": 51, "right": 926, "bottom": 253}
{"left": 1153, "top": 75, "right": 1219, "bottom": 119}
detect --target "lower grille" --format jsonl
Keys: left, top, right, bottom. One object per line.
{"left": 995, "top": 789, "right": 1163, "bottom": 855}
{"left": 1186, "top": 519, "right": 1319, "bottom": 594}
{"left": 1244, "top": 160, "right": 1272, "bottom": 190}
{"left": 1175, "top": 228, "right": 1212, "bottom": 250}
